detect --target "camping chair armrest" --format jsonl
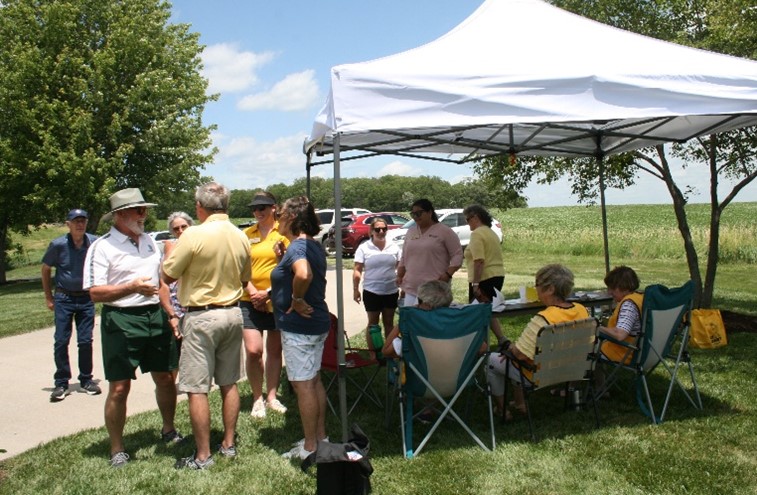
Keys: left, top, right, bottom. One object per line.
{"left": 502, "top": 348, "right": 536, "bottom": 373}
{"left": 597, "top": 332, "right": 638, "bottom": 351}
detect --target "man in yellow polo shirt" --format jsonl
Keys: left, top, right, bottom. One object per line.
{"left": 162, "top": 182, "right": 251, "bottom": 470}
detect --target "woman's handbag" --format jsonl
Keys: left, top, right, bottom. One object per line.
{"left": 689, "top": 309, "right": 727, "bottom": 349}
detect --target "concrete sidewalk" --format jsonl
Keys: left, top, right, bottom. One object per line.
{"left": 0, "top": 267, "right": 368, "bottom": 461}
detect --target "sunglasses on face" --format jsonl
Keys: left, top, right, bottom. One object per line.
{"left": 252, "top": 205, "right": 269, "bottom": 212}
{"left": 410, "top": 210, "right": 425, "bottom": 218}
{"left": 172, "top": 224, "right": 189, "bottom": 233}
{"left": 128, "top": 206, "right": 147, "bottom": 215}
{"left": 373, "top": 227, "right": 387, "bottom": 232}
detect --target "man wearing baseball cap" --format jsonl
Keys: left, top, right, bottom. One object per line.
{"left": 42, "top": 208, "right": 100, "bottom": 402}
{"left": 83, "top": 188, "right": 183, "bottom": 468}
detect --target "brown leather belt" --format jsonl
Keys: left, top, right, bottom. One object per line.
{"left": 56, "top": 288, "right": 90, "bottom": 297}
{"left": 185, "top": 304, "right": 237, "bottom": 313}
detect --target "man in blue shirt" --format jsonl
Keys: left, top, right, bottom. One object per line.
{"left": 41, "top": 209, "right": 100, "bottom": 402}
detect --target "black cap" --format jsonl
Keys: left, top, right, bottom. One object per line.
{"left": 248, "top": 195, "right": 275, "bottom": 207}
{"left": 66, "top": 209, "right": 89, "bottom": 220}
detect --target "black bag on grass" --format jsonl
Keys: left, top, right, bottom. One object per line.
{"left": 301, "top": 424, "right": 373, "bottom": 495}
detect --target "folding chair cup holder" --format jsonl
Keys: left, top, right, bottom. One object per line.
{"left": 504, "top": 317, "right": 600, "bottom": 441}
{"left": 391, "top": 304, "right": 495, "bottom": 458}
{"left": 595, "top": 281, "right": 703, "bottom": 424}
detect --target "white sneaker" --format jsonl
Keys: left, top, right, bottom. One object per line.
{"left": 267, "top": 398, "right": 287, "bottom": 414}
{"left": 281, "top": 445, "right": 314, "bottom": 460}
{"left": 291, "top": 436, "right": 329, "bottom": 448}
{"left": 251, "top": 397, "right": 266, "bottom": 418}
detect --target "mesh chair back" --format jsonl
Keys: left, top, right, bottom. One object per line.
{"left": 532, "top": 317, "right": 598, "bottom": 389}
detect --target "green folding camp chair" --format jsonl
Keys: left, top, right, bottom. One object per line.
{"left": 595, "top": 281, "right": 703, "bottom": 424}
{"left": 396, "top": 303, "right": 494, "bottom": 458}
{"left": 502, "top": 317, "right": 600, "bottom": 440}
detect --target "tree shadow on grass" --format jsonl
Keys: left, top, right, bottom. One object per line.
{"left": 0, "top": 279, "right": 40, "bottom": 296}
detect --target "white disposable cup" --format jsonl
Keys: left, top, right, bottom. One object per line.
{"left": 519, "top": 286, "right": 527, "bottom": 303}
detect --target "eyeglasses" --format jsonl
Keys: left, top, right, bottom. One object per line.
{"left": 373, "top": 227, "right": 387, "bottom": 232}
{"left": 172, "top": 224, "right": 189, "bottom": 233}
{"left": 251, "top": 205, "right": 269, "bottom": 212}
{"left": 410, "top": 210, "right": 425, "bottom": 218}
{"left": 128, "top": 206, "right": 147, "bottom": 215}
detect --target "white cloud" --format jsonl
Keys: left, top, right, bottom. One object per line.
{"left": 201, "top": 43, "right": 275, "bottom": 94}
{"left": 237, "top": 70, "right": 319, "bottom": 111}
{"left": 376, "top": 160, "right": 422, "bottom": 177}
{"left": 205, "top": 133, "right": 310, "bottom": 188}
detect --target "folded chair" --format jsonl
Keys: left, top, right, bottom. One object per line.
{"left": 321, "top": 313, "right": 384, "bottom": 417}
{"left": 503, "top": 317, "right": 599, "bottom": 441}
{"left": 595, "top": 281, "right": 703, "bottom": 424}
{"left": 396, "top": 303, "right": 494, "bottom": 458}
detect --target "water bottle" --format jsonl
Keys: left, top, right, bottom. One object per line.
{"left": 369, "top": 324, "right": 384, "bottom": 358}
{"left": 571, "top": 389, "right": 582, "bottom": 411}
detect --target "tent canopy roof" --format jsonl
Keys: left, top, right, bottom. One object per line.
{"left": 306, "top": 0, "right": 757, "bottom": 163}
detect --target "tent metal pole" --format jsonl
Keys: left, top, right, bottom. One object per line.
{"left": 333, "top": 133, "right": 349, "bottom": 441}
{"left": 305, "top": 152, "right": 312, "bottom": 199}
{"left": 597, "top": 154, "right": 611, "bottom": 274}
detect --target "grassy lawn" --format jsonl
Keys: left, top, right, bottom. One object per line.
{"left": 1, "top": 332, "right": 756, "bottom": 494}
{"left": 1, "top": 203, "right": 755, "bottom": 493}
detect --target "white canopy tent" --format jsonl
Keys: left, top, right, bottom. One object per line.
{"left": 304, "top": 0, "right": 757, "bottom": 438}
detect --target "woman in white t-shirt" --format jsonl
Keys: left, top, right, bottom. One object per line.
{"left": 353, "top": 217, "right": 402, "bottom": 340}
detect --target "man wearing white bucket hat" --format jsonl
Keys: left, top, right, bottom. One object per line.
{"left": 83, "top": 188, "right": 183, "bottom": 468}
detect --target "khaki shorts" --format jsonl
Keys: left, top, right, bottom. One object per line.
{"left": 282, "top": 331, "right": 327, "bottom": 382}
{"left": 178, "top": 307, "right": 243, "bottom": 393}
{"left": 101, "top": 304, "right": 178, "bottom": 381}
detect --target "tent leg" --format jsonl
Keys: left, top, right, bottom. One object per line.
{"left": 333, "top": 133, "right": 349, "bottom": 442}
{"left": 596, "top": 152, "right": 611, "bottom": 274}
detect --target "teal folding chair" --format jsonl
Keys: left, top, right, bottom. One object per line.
{"left": 397, "top": 303, "right": 494, "bottom": 458}
{"left": 596, "top": 281, "right": 703, "bottom": 424}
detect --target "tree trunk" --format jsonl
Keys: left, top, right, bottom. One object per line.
{"left": 702, "top": 137, "right": 721, "bottom": 308}
{"left": 656, "top": 146, "right": 703, "bottom": 306}
{"left": 0, "top": 218, "right": 8, "bottom": 285}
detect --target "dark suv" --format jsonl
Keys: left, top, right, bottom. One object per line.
{"left": 325, "top": 212, "right": 410, "bottom": 256}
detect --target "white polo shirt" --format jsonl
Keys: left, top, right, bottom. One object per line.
{"left": 83, "top": 227, "right": 161, "bottom": 307}
{"left": 354, "top": 240, "right": 401, "bottom": 295}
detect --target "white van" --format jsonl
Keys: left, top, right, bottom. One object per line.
{"left": 385, "top": 208, "right": 503, "bottom": 249}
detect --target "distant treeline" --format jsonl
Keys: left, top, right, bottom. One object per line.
{"left": 224, "top": 175, "right": 526, "bottom": 219}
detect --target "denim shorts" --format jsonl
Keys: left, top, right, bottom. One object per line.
{"left": 281, "top": 331, "right": 327, "bottom": 381}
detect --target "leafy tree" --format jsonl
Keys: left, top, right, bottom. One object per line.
{"left": 476, "top": 0, "right": 757, "bottom": 307}
{"left": 0, "top": 0, "right": 215, "bottom": 282}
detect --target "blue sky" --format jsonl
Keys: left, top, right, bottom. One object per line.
{"left": 170, "top": 0, "right": 756, "bottom": 207}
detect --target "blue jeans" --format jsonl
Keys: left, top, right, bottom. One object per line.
{"left": 53, "top": 292, "right": 95, "bottom": 388}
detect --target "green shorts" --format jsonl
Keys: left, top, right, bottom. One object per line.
{"left": 101, "top": 304, "right": 178, "bottom": 381}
